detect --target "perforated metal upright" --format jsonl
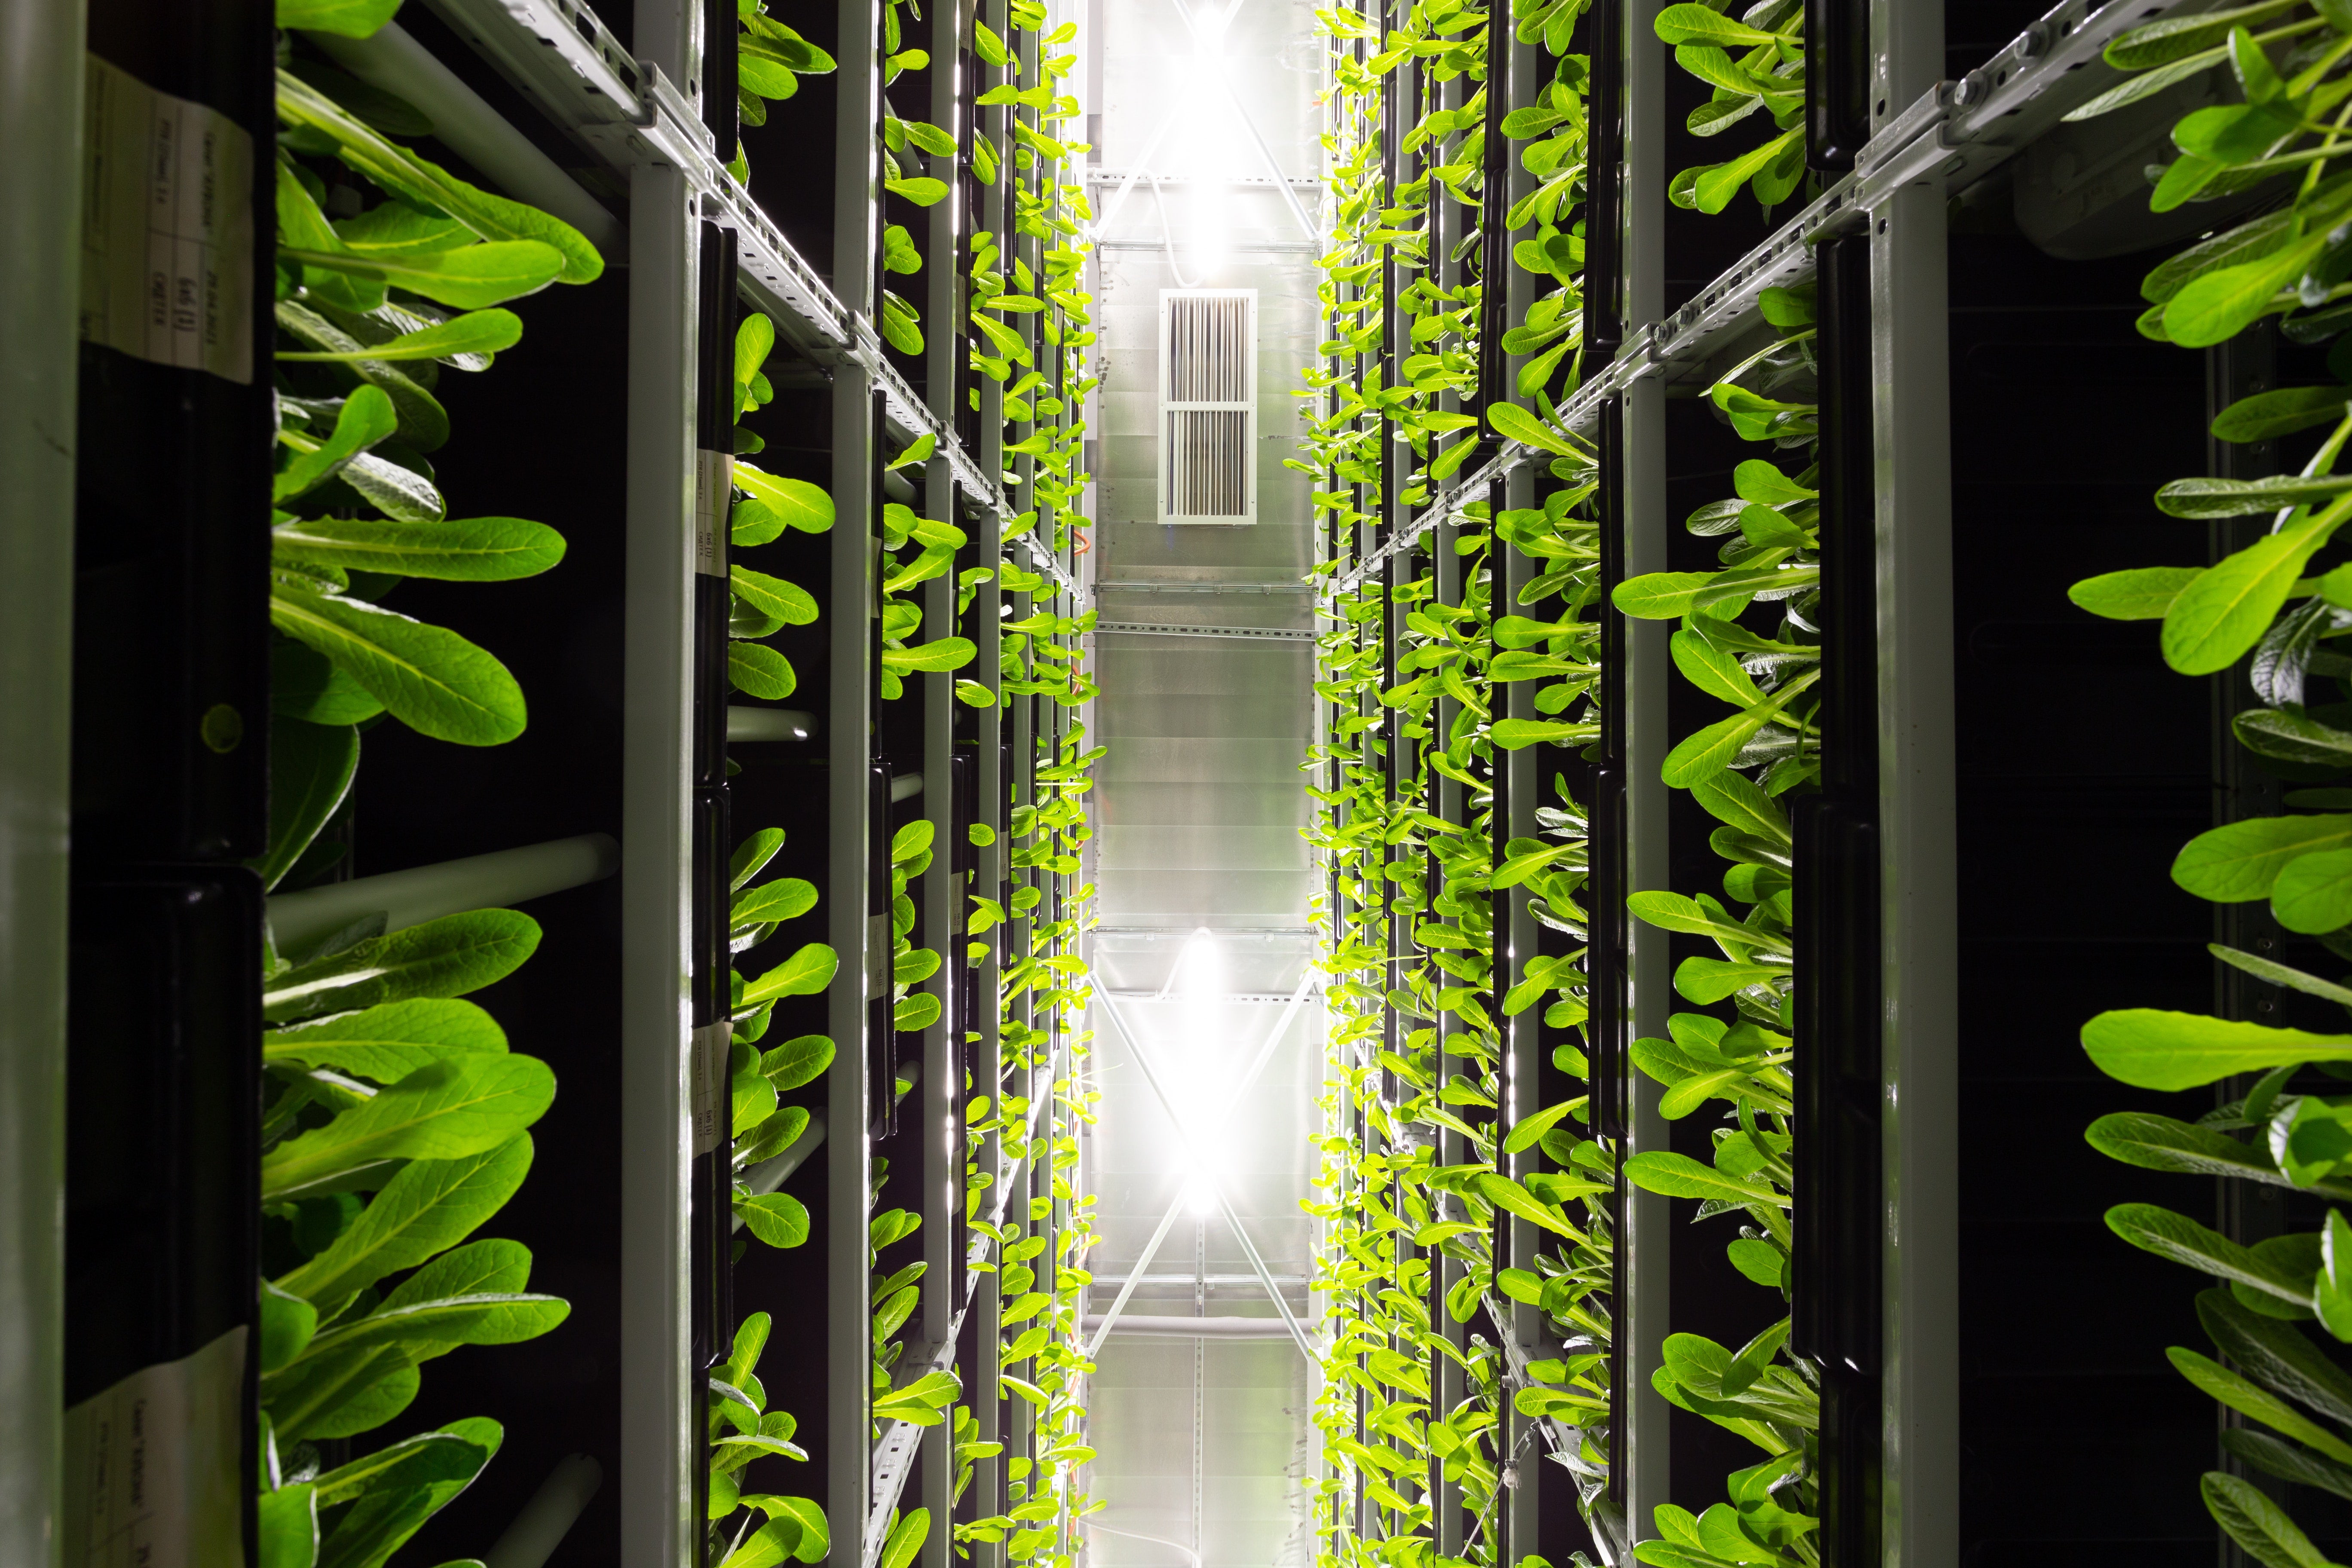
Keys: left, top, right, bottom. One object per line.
{"left": 831, "top": 0, "right": 885, "bottom": 1549}
{"left": 916, "top": 1, "right": 970, "bottom": 1557}
{"left": 1609, "top": 0, "right": 1673, "bottom": 1536}
{"left": 621, "top": 2, "right": 707, "bottom": 1559}
{"left": 1866, "top": 5, "right": 1959, "bottom": 1560}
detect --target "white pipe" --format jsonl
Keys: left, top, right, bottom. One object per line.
{"left": 727, "top": 706, "right": 817, "bottom": 742}
{"left": 306, "top": 22, "right": 625, "bottom": 261}
{"left": 619, "top": 153, "right": 696, "bottom": 1568}
{"left": 1083, "top": 1315, "right": 1300, "bottom": 1339}
{"left": 1089, "top": 1523, "right": 1202, "bottom": 1568}
{"left": 733, "top": 1110, "right": 828, "bottom": 1233}
{"left": 265, "top": 832, "right": 620, "bottom": 953}
{"left": 483, "top": 1453, "right": 604, "bottom": 1568}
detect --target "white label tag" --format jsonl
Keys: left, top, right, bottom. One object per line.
{"left": 64, "top": 1326, "right": 248, "bottom": 1568}
{"left": 80, "top": 55, "right": 254, "bottom": 384}
{"left": 868, "top": 913, "right": 892, "bottom": 1001}
{"left": 690, "top": 1019, "right": 734, "bottom": 1157}
{"left": 694, "top": 448, "right": 733, "bottom": 578}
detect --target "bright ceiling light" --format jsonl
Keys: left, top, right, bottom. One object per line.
{"left": 1168, "top": 928, "right": 1227, "bottom": 1205}
{"left": 1180, "top": 12, "right": 1232, "bottom": 277}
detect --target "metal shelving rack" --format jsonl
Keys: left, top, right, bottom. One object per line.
{"left": 9, "top": 0, "right": 1093, "bottom": 1554}
{"left": 1311, "top": 0, "right": 2211, "bottom": 1562}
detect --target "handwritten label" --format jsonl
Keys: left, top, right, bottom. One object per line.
{"left": 695, "top": 449, "right": 734, "bottom": 577}
{"left": 80, "top": 55, "right": 254, "bottom": 383}
{"left": 690, "top": 1019, "right": 733, "bottom": 1156}
{"left": 64, "top": 1327, "right": 248, "bottom": 1568}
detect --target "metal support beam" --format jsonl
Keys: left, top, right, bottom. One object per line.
{"left": 1083, "top": 1316, "right": 1298, "bottom": 1338}
{"left": 1871, "top": 178, "right": 1958, "bottom": 1568}
{"left": 831, "top": 0, "right": 882, "bottom": 1544}
{"left": 1619, "top": 369, "right": 1673, "bottom": 1545}
{"left": 619, "top": 155, "right": 700, "bottom": 1568}
{"left": 0, "top": 0, "right": 83, "bottom": 1556}
{"left": 1616, "top": 0, "right": 1671, "bottom": 1532}
{"left": 1093, "top": 622, "right": 1315, "bottom": 643}
{"left": 915, "top": 28, "right": 962, "bottom": 1567}
{"left": 305, "top": 21, "right": 623, "bottom": 257}
{"left": 1086, "top": 1201, "right": 1188, "bottom": 1360}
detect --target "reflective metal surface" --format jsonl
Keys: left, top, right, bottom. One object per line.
{"left": 1080, "top": 0, "right": 1326, "bottom": 1560}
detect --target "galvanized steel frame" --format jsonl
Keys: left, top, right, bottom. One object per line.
{"left": 1317, "top": 0, "right": 2203, "bottom": 603}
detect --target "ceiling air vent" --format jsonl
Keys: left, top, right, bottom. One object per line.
{"left": 1158, "top": 288, "right": 1257, "bottom": 525}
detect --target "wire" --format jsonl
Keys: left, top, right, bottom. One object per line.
{"left": 1147, "top": 169, "right": 1200, "bottom": 289}
{"left": 1087, "top": 1523, "right": 1202, "bottom": 1568}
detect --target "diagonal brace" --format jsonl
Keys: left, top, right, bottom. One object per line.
{"left": 1089, "top": 976, "right": 1320, "bottom": 1366}
{"left": 1084, "top": 968, "right": 1319, "bottom": 1359}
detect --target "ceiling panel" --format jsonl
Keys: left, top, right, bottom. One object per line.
{"left": 1096, "top": 783, "right": 1307, "bottom": 830}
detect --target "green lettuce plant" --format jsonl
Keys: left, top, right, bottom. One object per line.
{"left": 954, "top": 716, "right": 1103, "bottom": 1568}
{"left": 1603, "top": 298, "right": 1818, "bottom": 1568}
{"left": 1651, "top": 0, "right": 1806, "bottom": 215}
{"left": 259, "top": 12, "right": 604, "bottom": 1557}
{"left": 1300, "top": 0, "right": 1615, "bottom": 1559}
{"left": 2055, "top": 4, "right": 2352, "bottom": 1556}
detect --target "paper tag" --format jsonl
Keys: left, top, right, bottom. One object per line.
{"left": 80, "top": 55, "right": 254, "bottom": 384}
{"left": 694, "top": 448, "right": 733, "bottom": 578}
{"left": 689, "top": 1019, "right": 734, "bottom": 1157}
{"left": 867, "top": 913, "right": 892, "bottom": 1001}
{"left": 64, "top": 1326, "right": 248, "bottom": 1568}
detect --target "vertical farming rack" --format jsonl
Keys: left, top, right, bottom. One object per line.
{"left": 1302, "top": 0, "right": 2247, "bottom": 1561}
{"left": 4, "top": 0, "right": 1105, "bottom": 1559}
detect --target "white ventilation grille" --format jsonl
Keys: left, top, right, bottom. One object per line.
{"left": 1158, "top": 289, "right": 1257, "bottom": 525}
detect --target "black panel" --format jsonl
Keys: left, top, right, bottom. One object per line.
{"left": 75, "top": 0, "right": 276, "bottom": 865}
{"left": 1948, "top": 234, "right": 2218, "bottom": 1565}
{"left": 66, "top": 871, "right": 263, "bottom": 1406}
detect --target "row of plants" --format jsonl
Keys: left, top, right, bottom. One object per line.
{"left": 1592, "top": 1, "right": 2352, "bottom": 1562}
{"left": 710, "top": 0, "right": 1111, "bottom": 1558}
{"left": 1603, "top": 302, "right": 1823, "bottom": 1568}
{"left": 262, "top": 0, "right": 1112, "bottom": 1558}
{"left": 1310, "top": 0, "right": 2352, "bottom": 1564}
{"left": 1298, "top": 0, "right": 1633, "bottom": 1562}
{"left": 2058, "top": 3, "right": 2352, "bottom": 1564}
{"left": 957, "top": 720, "right": 1106, "bottom": 1568}
{"left": 259, "top": 8, "right": 606, "bottom": 1561}
{"left": 1596, "top": 0, "right": 1843, "bottom": 1546}
{"left": 947, "top": 16, "right": 1108, "bottom": 1555}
